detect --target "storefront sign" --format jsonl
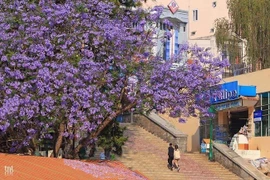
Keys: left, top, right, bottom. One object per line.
{"left": 254, "top": 110, "right": 262, "bottom": 122}
{"left": 211, "top": 81, "right": 239, "bottom": 104}
{"left": 214, "top": 99, "right": 242, "bottom": 111}
{"left": 211, "top": 81, "right": 257, "bottom": 104}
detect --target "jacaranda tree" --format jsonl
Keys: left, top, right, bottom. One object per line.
{"left": 0, "top": 0, "right": 229, "bottom": 157}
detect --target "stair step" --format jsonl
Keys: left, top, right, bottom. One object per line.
{"left": 117, "top": 124, "right": 242, "bottom": 180}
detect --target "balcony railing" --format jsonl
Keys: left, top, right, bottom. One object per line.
{"left": 222, "top": 63, "right": 253, "bottom": 78}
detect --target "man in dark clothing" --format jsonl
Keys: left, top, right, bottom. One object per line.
{"left": 168, "top": 143, "right": 174, "bottom": 170}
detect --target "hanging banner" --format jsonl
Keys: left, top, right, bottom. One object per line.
{"left": 254, "top": 110, "right": 262, "bottom": 122}
{"left": 213, "top": 99, "right": 242, "bottom": 111}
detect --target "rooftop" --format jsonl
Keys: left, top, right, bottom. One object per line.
{"left": 0, "top": 153, "right": 147, "bottom": 180}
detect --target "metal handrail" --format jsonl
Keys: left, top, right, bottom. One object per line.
{"left": 222, "top": 63, "right": 253, "bottom": 78}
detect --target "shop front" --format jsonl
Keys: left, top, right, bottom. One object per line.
{"left": 211, "top": 81, "right": 260, "bottom": 159}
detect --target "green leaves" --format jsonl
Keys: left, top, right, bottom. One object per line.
{"left": 215, "top": 0, "right": 270, "bottom": 67}
{"left": 75, "top": 4, "right": 89, "bottom": 13}
{"left": 97, "top": 121, "right": 128, "bottom": 151}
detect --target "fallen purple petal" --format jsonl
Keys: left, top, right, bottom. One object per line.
{"left": 64, "top": 159, "right": 147, "bottom": 179}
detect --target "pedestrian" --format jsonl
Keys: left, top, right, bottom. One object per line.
{"left": 173, "top": 145, "right": 181, "bottom": 172}
{"left": 167, "top": 143, "right": 174, "bottom": 170}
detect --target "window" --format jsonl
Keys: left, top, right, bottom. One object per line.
{"left": 193, "top": 10, "right": 198, "bottom": 21}
{"left": 132, "top": 23, "right": 138, "bottom": 28}
{"left": 191, "top": 31, "right": 196, "bottom": 36}
{"left": 163, "top": 23, "right": 166, "bottom": 30}
{"left": 212, "top": 2, "right": 217, "bottom": 8}
{"left": 255, "top": 92, "right": 270, "bottom": 137}
{"left": 159, "top": 22, "right": 173, "bottom": 31}
{"left": 210, "top": 28, "right": 215, "bottom": 33}
{"left": 183, "top": 26, "right": 186, "bottom": 32}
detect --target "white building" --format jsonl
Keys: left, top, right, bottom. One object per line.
{"left": 144, "top": 0, "right": 229, "bottom": 57}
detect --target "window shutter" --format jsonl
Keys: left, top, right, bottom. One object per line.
{"left": 174, "top": 29, "right": 179, "bottom": 54}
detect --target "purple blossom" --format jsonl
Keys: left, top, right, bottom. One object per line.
{"left": 179, "top": 118, "right": 187, "bottom": 123}
{"left": 0, "top": 0, "right": 228, "bottom": 153}
{"left": 44, "top": 134, "right": 53, "bottom": 139}
{"left": 163, "top": 19, "right": 173, "bottom": 27}
{"left": 27, "top": 128, "right": 36, "bottom": 135}
{"left": 62, "top": 132, "right": 69, "bottom": 137}
{"left": 148, "top": 6, "right": 163, "bottom": 21}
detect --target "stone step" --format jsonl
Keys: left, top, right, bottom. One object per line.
{"left": 117, "top": 124, "right": 243, "bottom": 180}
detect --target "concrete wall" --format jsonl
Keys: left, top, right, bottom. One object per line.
{"left": 188, "top": 0, "right": 228, "bottom": 57}
{"left": 213, "top": 143, "right": 269, "bottom": 180}
{"left": 133, "top": 114, "right": 188, "bottom": 152}
{"left": 223, "top": 68, "right": 270, "bottom": 94}
{"left": 189, "top": 39, "right": 211, "bottom": 47}
{"left": 158, "top": 113, "right": 200, "bottom": 152}
{"left": 188, "top": 0, "right": 229, "bottom": 39}
{"left": 249, "top": 137, "right": 270, "bottom": 158}
{"left": 142, "top": 0, "right": 189, "bottom": 10}
{"left": 143, "top": 0, "right": 229, "bottom": 39}
{"left": 189, "top": 36, "right": 219, "bottom": 56}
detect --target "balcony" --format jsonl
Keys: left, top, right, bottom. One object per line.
{"left": 222, "top": 63, "right": 253, "bottom": 78}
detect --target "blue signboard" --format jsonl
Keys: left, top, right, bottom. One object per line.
{"left": 211, "top": 81, "right": 239, "bottom": 104}
{"left": 211, "top": 81, "right": 256, "bottom": 104}
{"left": 254, "top": 110, "right": 262, "bottom": 122}
{"left": 239, "top": 85, "right": 257, "bottom": 97}
{"left": 214, "top": 99, "right": 242, "bottom": 111}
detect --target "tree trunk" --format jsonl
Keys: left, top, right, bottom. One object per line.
{"left": 51, "top": 122, "right": 65, "bottom": 158}
{"left": 73, "top": 117, "right": 113, "bottom": 159}
{"left": 30, "top": 136, "right": 37, "bottom": 153}
{"left": 73, "top": 101, "right": 137, "bottom": 158}
{"left": 104, "top": 148, "right": 111, "bottom": 160}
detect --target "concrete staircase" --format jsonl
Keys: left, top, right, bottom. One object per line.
{"left": 117, "top": 124, "right": 243, "bottom": 180}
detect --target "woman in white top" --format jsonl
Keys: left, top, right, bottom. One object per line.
{"left": 173, "top": 145, "right": 181, "bottom": 172}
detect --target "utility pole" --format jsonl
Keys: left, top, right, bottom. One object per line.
{"left": 208, "top": 105, "right": 216, "bottom": 161}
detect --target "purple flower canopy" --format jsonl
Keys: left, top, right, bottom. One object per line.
{"left": 0, "top": 0, "right": 228, "bottom": 151}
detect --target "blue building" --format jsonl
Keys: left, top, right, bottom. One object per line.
{"left": 153, "top": 8, "right": 188, "bottom": 61}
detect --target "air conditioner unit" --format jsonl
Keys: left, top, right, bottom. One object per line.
{"left": 170, "top": 63, "right": 181, "bottom": 70}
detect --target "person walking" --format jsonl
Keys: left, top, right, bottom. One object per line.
{"left": 173, "top": 144, "right": 181, "bottom": 172}
{"left": 167, "top": 143, "right": 174, "bottom": 170}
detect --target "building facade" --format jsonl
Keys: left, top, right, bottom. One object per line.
{"left": 153, "top": 8, "right": 188, "bottom": 60}
{"left": 143, "top": 1, "right": 270, "bottom": 158}
{"left": 142, "top": 0, "right": 229, "bottom": 152}
{"left": 146, "top": 5, "right": 188, "bottom": 60}
{"left": 144, "top": 0, "right": 230, "bottom": 57}
{"left": 221, "top": 68, "right": 270, "bottom": 158}
{"left": 188, "top": 0, "right": 228, "bottom": 39}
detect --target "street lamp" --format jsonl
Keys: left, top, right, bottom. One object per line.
{"left": 208, "top": 105, "right": 216, "bottom": 161}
